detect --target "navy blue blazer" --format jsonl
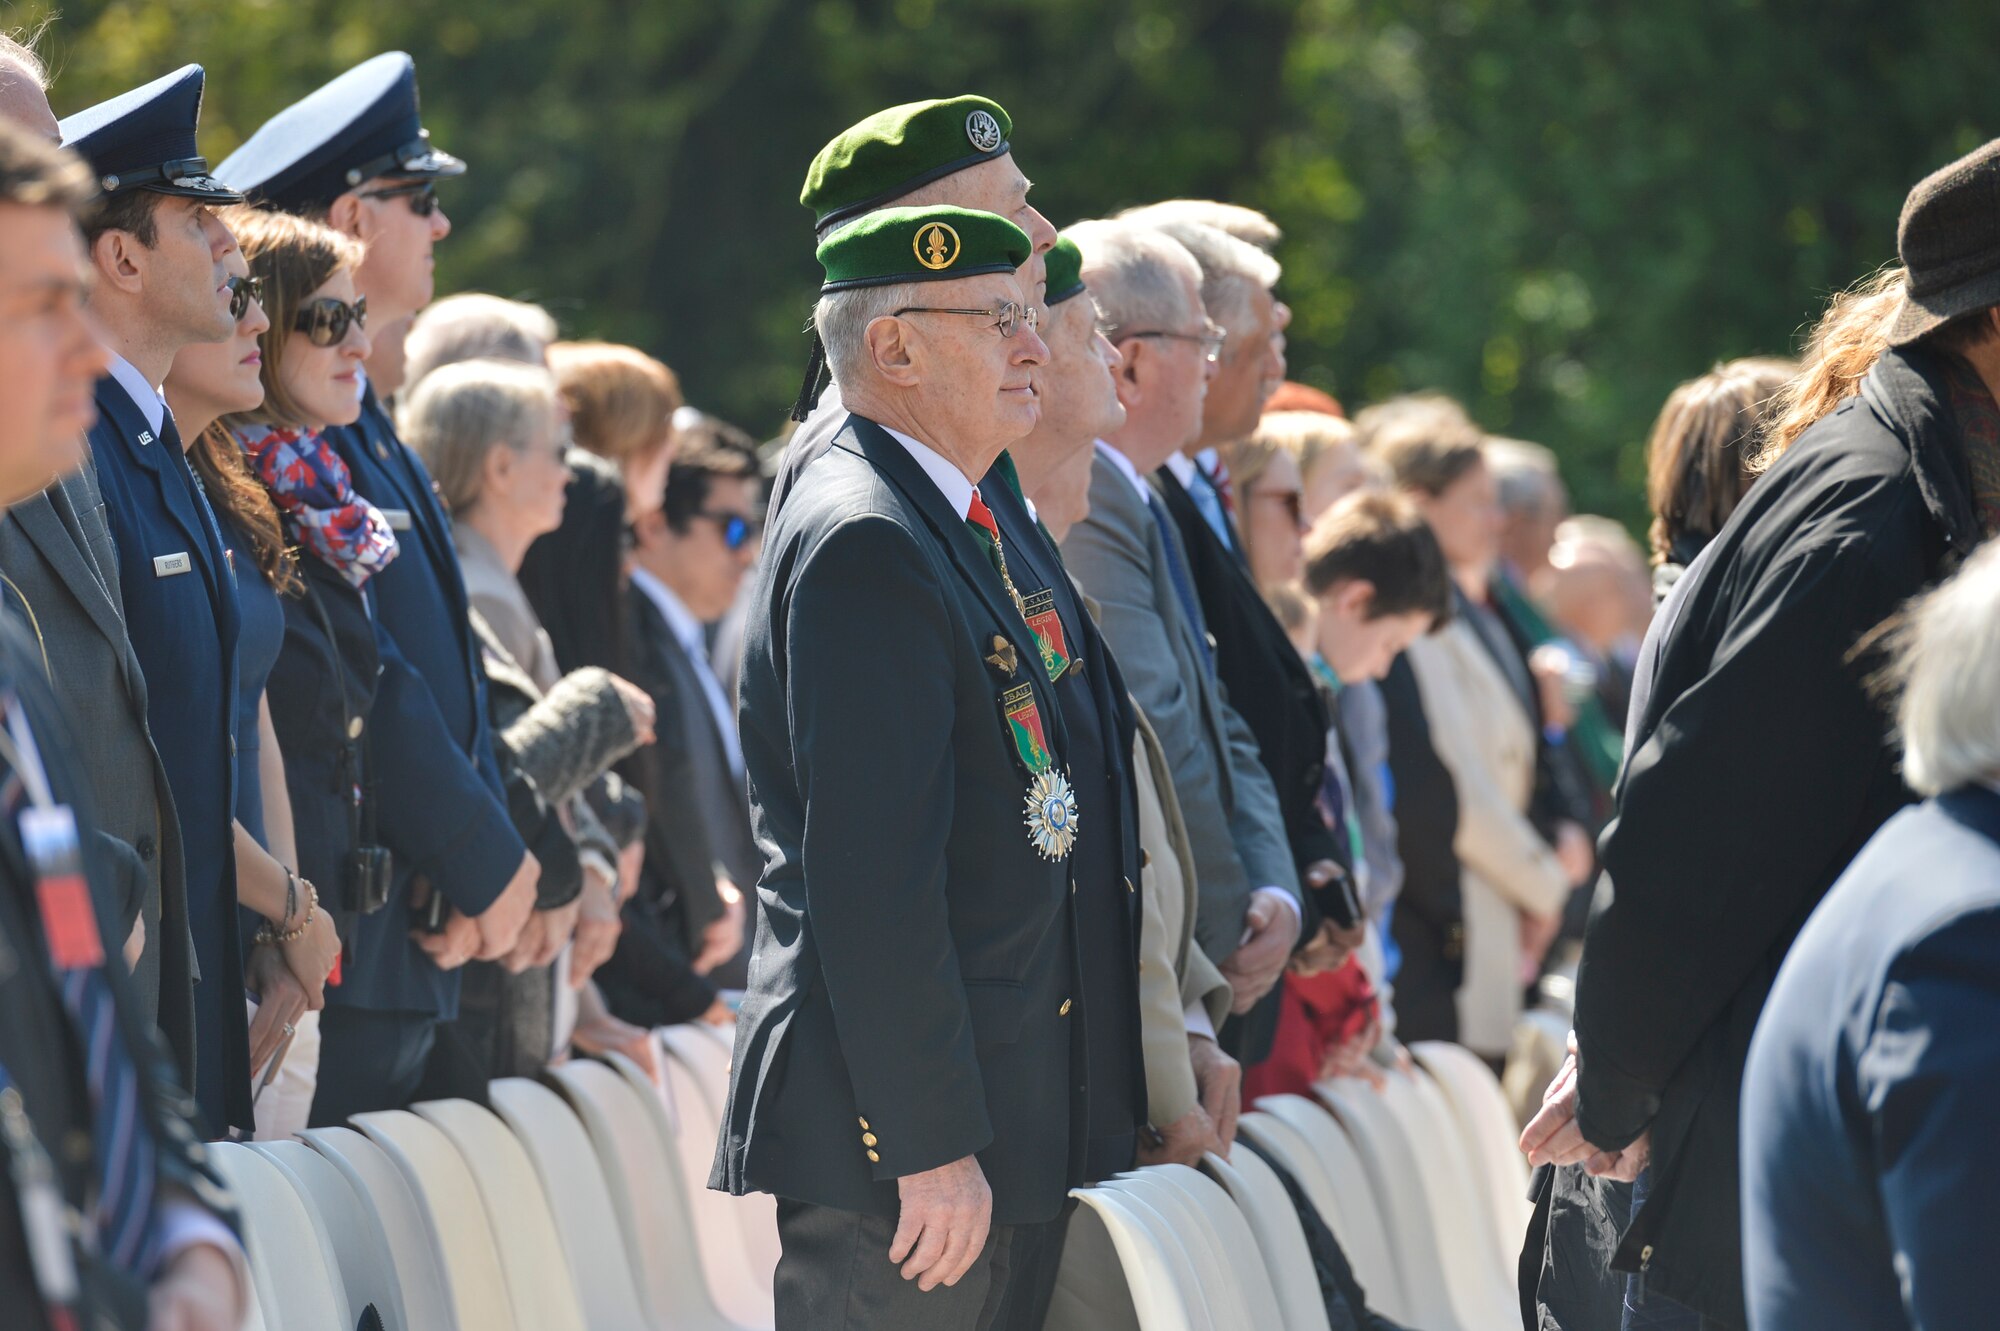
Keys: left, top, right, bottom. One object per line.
{"left": 323, "top": 386, "right": 523, "bottom": 1018}
{"left": 85, "top": 375, "right": 249, "bottom": 1133}
{"left": 1742, "top": 785, "right": 2000, "bottom": 1331}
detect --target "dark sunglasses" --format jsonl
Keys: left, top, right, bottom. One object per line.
{"left": 224, "top": 274, "right": 264, "bottom": 322}
{"left": 294, "top": 295, "right": 367, "bottom": 347}
{"left": 356, "top": 180, "right": 440, "bottom": 217}
{"left": 1253, "top": 487, "right": 1304, "bottom": 525}
{"left": 696, "top": 511, "right": 759, "bottom": 551}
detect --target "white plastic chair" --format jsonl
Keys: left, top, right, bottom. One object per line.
{"left": 210, "top": 1142, "right": 345, "bottom": 1331}
{"left": 1199, "top": 1149, "right": 1331, "bottom": 1331}
{"left": 1132, "top": 1163, "right": 1287, "bottom": 1330}
{"left": 1043, "top": 1187, "right": 1143, "bottom": 1331}
{"left": 410, "top": 1099, "right": 592, "bottom": 1331}
{"left": 1102, "top": 1171, "right": 1244, "bottom": 1328}
{"left": 1240, "top": 1100, "right": 1413, "bottom": 1324}
{"left": 350, "top": 1110, "right": 517, "bottom": 1331}
{"left": 1414, "top": 1039, "right": 1535, "bottom": 1248}
{"left": 1373, "top": 1069, "right": 1517, "bottom": 1330}
{"left": 253, "top": 1140, "right": 408, "bottom": 1331}
{"left": 548, "top": 1056, "right": 767, "bottom": 1329}
{"left": 301, "top": 1127, "right": 456, "bottom": 1331}
{"left": 1397, "top": 1061, "right": 1525, "bottom": 1297}
{"left": 657, "top": 1020, "right": 735, "bottom": 1115}
{"left": 656, "top": 1032, "right": 782, "bottom": 1318}
{"left": 1058, "top": 1185, "right": 1204, "bottom": 1331}
{"left": 1312, "top": 1079, "right": 1468, "bottom": 1330}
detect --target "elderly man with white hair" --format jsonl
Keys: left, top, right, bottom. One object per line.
{"left": 1741, "top": 538, "right": 2000, "bottom": 1331}
{"left": 712, "top": 205, "right": 1134, "bottom": 1331}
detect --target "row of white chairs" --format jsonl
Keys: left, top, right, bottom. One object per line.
{"left": 213, "top": 1023, "right": 780, "bottom": 1331}
{"left": 216, "top": 1017, "right": 1527, "bottom": 1331}
{"left": 1046, "top": 1039, "right": 1532, "bottom": 1331}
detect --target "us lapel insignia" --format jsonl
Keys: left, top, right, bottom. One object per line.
{"left": 1001, "top": 682, "right": 1077, "bottom": 861}
{"left": 985, "top": 634, "right": 1018, "bottom": 677}
{"left": 1019, "top": 588, "right": 1074, "bottom": 683}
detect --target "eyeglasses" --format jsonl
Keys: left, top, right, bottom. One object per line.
{"left": 893, "top": 301, "right": 1039, "bottom": 338}
{"left": 294, "top": 295, "right": 367, "bottom": 347}
{"left": 696, "top": 511, "right": 759, "bottom": 552}
{"left": 1252, "top": 487, "right": 1304, "bottom": 525}
{"left": 1110, "top": 318, "right": 1228, "bottom": 364}
{"left": 356, "top": 180, "right": 440, "bottom": 217}
{"left": 224, "top": 274, "right": 264, "bottom": 322}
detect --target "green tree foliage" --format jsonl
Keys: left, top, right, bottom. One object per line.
{"left": 18, "top": 0, "right": 2000, "bottom": 521}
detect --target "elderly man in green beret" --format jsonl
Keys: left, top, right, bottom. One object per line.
{"left": 714, "top": 205, "right": 1089, "bottom": 1329}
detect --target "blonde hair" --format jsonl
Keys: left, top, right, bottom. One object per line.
{"left": 1645, "top": 357, "right": 1796, "bottom": 564}
{"left": 399, "top": 359, "right": 562, "bottom": 513}
{"left": 1352, "top": 393, "right": 1486, "bottom": 497}
{"left": 547, "top": 341, "right": 683, "bottom": 466}
{"left": 403, "top": 293, "right": 557, "bottom": 391}
{"left": 1755, "top": 267, "right": 1907, "bottom": 471}
{"left": 1253, "top": 410, "right": 1356, "bottom": 482}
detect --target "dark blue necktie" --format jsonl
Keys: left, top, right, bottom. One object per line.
{"left": 0, "top": 696, "right": 158, "bottom": 1273}
{"left": 1145, "top": 491, "right": 1213, "bottom": 674}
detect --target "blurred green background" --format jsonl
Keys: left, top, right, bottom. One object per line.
{"left": 14, "top": 0, "right": 2000, "bottom": 523}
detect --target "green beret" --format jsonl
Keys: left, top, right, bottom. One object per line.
{"left": 801, "top": 95, "right": 1012, "bottom": 235}
{"left": 1044, "top": 236, "right": 1086, "bottom": 306}
{"left": 817, "top": 205, "right": 1031, "bottom": 293}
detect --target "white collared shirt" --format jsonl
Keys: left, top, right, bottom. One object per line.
{"left": 882, "top": 426, "right": 977, "bottom": 519}
{"left": 103, "top": 352, "right": 168, "bottom": 438}
{"left": 630, "top": 566, "right": 743, "bottom": 777}
{"left": 1095, "top": 439, "right": 1154, "bottom": 505}
{"left": 1161, "top": 449, "right": 1199, "bottom": 489}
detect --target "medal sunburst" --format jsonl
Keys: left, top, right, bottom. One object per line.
{"left": 1023, "top": 769, "right": 1079, "bottom": 861}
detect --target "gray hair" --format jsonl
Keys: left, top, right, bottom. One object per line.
{"left": 1117, "top": 199, "right": 1281, "bottom": 253}
{"left": 1889, "top": 540, "right": 2000, "bottom": 796}
{"left": 1065, "top": 218, "right": 1202, "bottom": 338}
{"left": 399, "top": 358, "right": 561, "bottom": 513}
{"left": 813, "top": 282, "right": 920, "bottom": 388}
{"left": 403, "top": 293, "right": 558, "bottom": 392}
{"left": 1131, "top": 218, "right": 1280, "bottom": 341}
{"left": 1485, "top": 437, "right": 1566, "bottom": 518}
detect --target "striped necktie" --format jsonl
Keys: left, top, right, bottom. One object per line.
{"left": 0, "top": 696, "right": 158, "bottom": 1274}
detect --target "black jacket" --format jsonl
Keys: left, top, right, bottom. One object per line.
{"left": 0, "top": 615, "right": 236, "bottom": 1329}
{"left": 712, "top": 416, "right": 1090, "bottom": 1226}
{"left": 1154, "top": 467, "right": 1341, "bottom": 889}
{"left": 518, "top": 449, "right": 629, "bottom": 677}
{"left": 1379, "top": 650, "right": 1464, "bottom": 1043}
{"left": 1570, "top": 344, "right": 1984, "bottom": 1324}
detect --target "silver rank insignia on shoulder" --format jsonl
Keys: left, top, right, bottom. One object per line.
{"left": 153, "top": 552, "right": 191, "bottom": 578}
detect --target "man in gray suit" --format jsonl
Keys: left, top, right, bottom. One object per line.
{"left": 1056, "top": 219, "right": 1303, "bottom": 1035}
{"left": 0, "top": 31, "right": 194, "bottom": 1077}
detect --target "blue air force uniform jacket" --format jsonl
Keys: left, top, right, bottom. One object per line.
{"left": 714, "top": 416, "right": 1112, "bottom": 1227}
{"left": 85, "top": 375, "right": 248, "bottom": 1134}
{"left": 323, "top": 386, "right": 523, "bottom": 1018}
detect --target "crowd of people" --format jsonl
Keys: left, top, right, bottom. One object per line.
{"left": 0, "top": 23, "right": 1995, "bottom": 1331}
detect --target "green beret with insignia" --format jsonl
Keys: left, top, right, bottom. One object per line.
{"left": 801, "top": 94, "right": 1012, "bottom": 235}
{"left": 816, "top": 205, "right": 1031, "bottom": 293}
{"left": 1043, "top": 236, "right": 1086, "bottom": 306}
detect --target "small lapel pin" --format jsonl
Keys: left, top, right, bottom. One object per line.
{"left": 137, "top": 430, "right": 154, "bottom": 447}
{"left": 985, "top": 635, "right": 1018, "bottom": 676}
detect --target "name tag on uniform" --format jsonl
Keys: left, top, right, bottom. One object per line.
{"left": 153, "top": 552, "right": 192, "bottom": 578}
{"left": 381, "top": 508, "right": 413, "bottom": 531}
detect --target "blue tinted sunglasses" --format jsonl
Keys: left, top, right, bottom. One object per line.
{"left": 698, "top": 511, "right": 758, "bottom": 551}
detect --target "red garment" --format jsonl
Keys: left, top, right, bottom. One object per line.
{"left": 1243, "top": 958, "right": 1378, "bottom": 1100}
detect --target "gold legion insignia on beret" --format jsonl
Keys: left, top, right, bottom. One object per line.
{"left": 914, "top": 221, "right": 962, "bottom": 271}
{"left": 966, "top": 109, "right": 1003, "bottom": 153}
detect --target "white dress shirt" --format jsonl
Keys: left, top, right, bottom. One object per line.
{"left": 104, "top": 353, "right": 169, "bottom": 437}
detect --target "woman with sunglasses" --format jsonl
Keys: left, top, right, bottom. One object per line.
{"left": 177, "top": 208, "right": 395, "bottom": 1136}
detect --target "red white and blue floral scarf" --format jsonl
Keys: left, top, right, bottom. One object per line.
{"left": 234, "top": 423, "right": 400, "bottom": 588}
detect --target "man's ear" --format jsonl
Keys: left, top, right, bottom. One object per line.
{"left": 325, "top": 191, "right": 367, "bottom": 241}
{"left": 1335, "top": 578, "right": 1377, "bottom": 620}
{"left": 1111, "top": 338, "right": 1143, "bottom": 407}
{"left": 88, "top": 228, "right": 146, "bottom": 298}
{"left": 867, "top": 315, "right": 921, "bottom": 387}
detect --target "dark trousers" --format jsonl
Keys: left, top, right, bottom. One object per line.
{"left": 987, "top": 1201, "right": 1077, "bottom": 1331}
{"left": 308, "top": 1007, "right": 437, "bottom": 1126}
{"left": 775, "top": 1199, "right": 1023, "bottom": 1331}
